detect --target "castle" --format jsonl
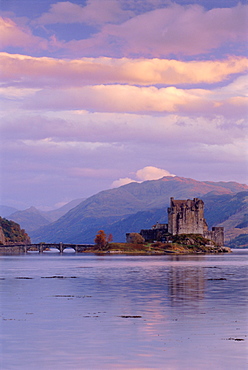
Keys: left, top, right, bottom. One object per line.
{"left": 126, "top": 197, "right": 224, "bottom": 246}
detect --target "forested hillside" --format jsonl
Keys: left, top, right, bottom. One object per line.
{"left": 0, "top": 217, "right": 30, "bottom": 245}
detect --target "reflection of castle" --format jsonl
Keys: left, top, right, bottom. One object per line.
{"left": 168, "top": 264, "right": 205, "bottom": 303}
{"left": 127, "top": 197, "right": 224, "bottom": 246}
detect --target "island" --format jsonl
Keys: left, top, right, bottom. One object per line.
{"left": 81, "top": 235, "right": 231, "bottom": 255}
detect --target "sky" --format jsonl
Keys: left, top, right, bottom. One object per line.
{"left": 0, "top": 0, "right": 247, "bottom": 210}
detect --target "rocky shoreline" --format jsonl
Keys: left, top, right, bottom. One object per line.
{"left": 0, "top": 245, "right": 26, "bottom": 255}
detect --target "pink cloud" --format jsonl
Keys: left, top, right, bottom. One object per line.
{"left": 23, "top": 84, "right": 207, "bottom": 113}
{"left": 1, "top": 3, "right": 247, "bottom": 58}
{"left": 1, "top": 52, "right": 246, "bottom": 119}
{"left": 63, "top": 3, "right": 248, "bottom": 57}
{"left": 21, "top": 82, "right": 246, "bottom": 119}
{"left": 35, "top": 0, "right": 133, "bottom": 26}
{"left": 0, "top": 17, "right": 47, "bottom": 50}
{"left": 1, "top": 53, "right": 247, "bottom": 87}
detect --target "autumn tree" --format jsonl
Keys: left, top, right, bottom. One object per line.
{"left": 94, "top": 230, "right": 107, "bottom": 248}
{"left": 94, "top": 230, "right": 113, "bottom": 249}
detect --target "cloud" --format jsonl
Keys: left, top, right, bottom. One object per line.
{"left": 1, "top": 4, "right": 247, "bottom": 59}
{"left": 214, "top": 74, "right": 248, "bottom": 98}
{"left": 111, "top": 166, "right": 175, "bottom": 187}
{"left": 0, "top": 17, "right": 47, "bottom": 50}
{"left": 63, "top": 3, "right": 248, "bottom": 57}
{"left": 1, "top": 53, "right": 246, "bottom": 119}
{"left": 22, "top": 84, "right": 207, "bottom": 113}
{"left": 21, "top": 81, "right": 246, "bottom": 118}
{"left": 1, "top": 53, "right": 248, "bottom": 87}
{"left": 111, "top": 177, "right": 136, "bottom": 187}
{"left": 35, "top": 0, "right": 133, "bottom": 26}
{"left": 136, "top": 166, "right": 175, "bottom": 180}
{"left": 1, "top": 106, "right": 246, "bottom": 149}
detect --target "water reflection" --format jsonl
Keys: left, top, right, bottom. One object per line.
{"left": 169, "top": 266, "right": 205, "bottom": 304}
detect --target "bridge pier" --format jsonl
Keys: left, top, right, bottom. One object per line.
{"left": 59, "top": 242, "right": 63, "bottom": 253}
{"left": 38, "top": 243, "right": 44, "bottom": 253}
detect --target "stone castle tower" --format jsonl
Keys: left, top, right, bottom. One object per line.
{"left": 167, "top": 197, "right": 224, "bottom": 246}
{"left": 168, "top": 197, "right": 208, "bottom": 235}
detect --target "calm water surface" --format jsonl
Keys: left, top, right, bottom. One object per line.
{"left": 0, "top": 250, "right": 247, "bottom": 370}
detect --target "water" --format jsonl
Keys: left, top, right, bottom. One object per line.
{"left": 0, "top": 250, "right": 247, "bottom": 370}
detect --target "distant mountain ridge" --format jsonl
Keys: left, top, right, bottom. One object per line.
{"left": 44, "top": 198, "right": 84, "bottom": 222}
{"left": 8, "top": 207, "right": 51, "bottom": 232}
{"left": 30, "top": 176, "right": 248, "bottom": 245}
{"left": 0, "top": 205, "right": 19, "bottom": 218}
{"left": 6, "top": 198, "right": 84, "bottom": 233}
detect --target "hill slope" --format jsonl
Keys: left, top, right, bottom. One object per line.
{"left": 30, "top": 176, "right": 248, "bottom": 244}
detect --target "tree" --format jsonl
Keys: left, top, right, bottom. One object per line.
{"left": 94, "top": 230, "right": 113, "bottom": 249}
{"left": 94, "top": 230, "right": 107, "bottom": 248}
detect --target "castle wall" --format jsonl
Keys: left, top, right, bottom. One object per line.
{"left": 139, "top": 225, "right": 169, "bottom": 242}
{"left": 139, "top": 229, "right": 158, "bottom": 242}
{"left": 203, "top": 227, "right": 224, "bottom": 246}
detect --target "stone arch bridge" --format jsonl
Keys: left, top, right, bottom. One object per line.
{"left": 1, "top": 243, "right": 94, "bottom": 253}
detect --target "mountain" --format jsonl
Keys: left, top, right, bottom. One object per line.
{"left": 0, "top": 205, "right": 19, "bottom": 218}
{"left": 8, "top": 198, "right": 84, "bottom": 233}
{"left": 30, "top": 176, "right": 248, "bottom": 244}
{"left": 215, "top": 192, "right": 248, "bottom": 245}
{"left": 9, "top": 207, "right": 51, "bottom": 233}
{"left": 44, "top": 198, "right": 84, "bottom": 222}
{"left": 227, "top": 234, "right": 248, "bottom": 248}
{"left": 203, "top": 191, "right": 248, "bottom": 230}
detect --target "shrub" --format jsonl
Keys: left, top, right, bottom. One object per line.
{"left": 128, "top": 233, "right": 145, "bottom": 244}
